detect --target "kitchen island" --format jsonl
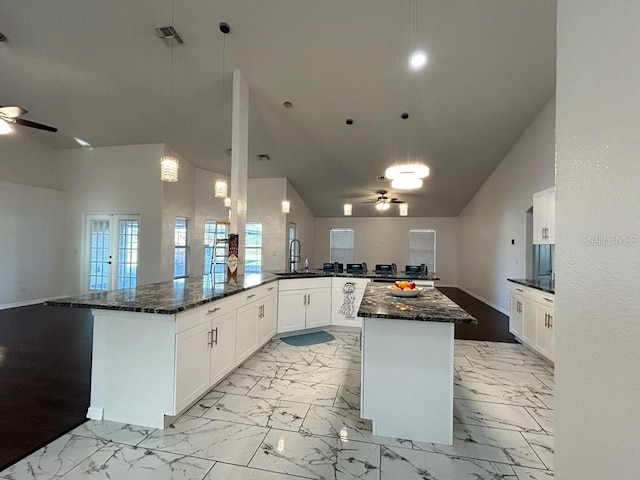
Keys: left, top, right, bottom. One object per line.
{"left": 47, "top": 273, "right": 279, "bottom": 429}
{"left": 358, "top": 283, "right": 476, "bottom": 445}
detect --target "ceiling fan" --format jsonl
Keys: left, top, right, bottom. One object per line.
{"left": 0, "top": 106, "right": 58, "bottom": 132}
{"left": 362, "top": 190, "right": 405, "bottom": 211}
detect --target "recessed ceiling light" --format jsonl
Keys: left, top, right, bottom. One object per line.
{"left": 74, "top": 137, "right": 92, "bottom": 147}
{"left": 409, "top": 50, "right": 428, "bottom": 70}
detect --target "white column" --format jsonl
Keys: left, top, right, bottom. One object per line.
{"left": 556, "top": 2, "right": 640, "bottom": 479}
{"left": 230, "top": 70, "right": 249, "bottom": 276}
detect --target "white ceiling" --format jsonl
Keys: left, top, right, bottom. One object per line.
{"left": 0, "top": 0, "right": 556, "bottom": 217}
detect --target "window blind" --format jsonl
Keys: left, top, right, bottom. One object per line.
{"left": 330, "top": 228, "right": 354, "bottom": 264}
{"left": 408, "top": 229, "right": 436, "bottom": 274}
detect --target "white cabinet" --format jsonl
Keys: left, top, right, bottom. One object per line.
{"left": 278, "top": 278, "right": 332, "bottom": 334}
{"left": 508, "top": 282, "right": 554, "bottom": 362}
{"left": 331, "top": 277, "right": 370, "bottom": 328}
{"left": 235, "top": 284, "right": 278, "bottom": 364}
{"left": 175, "top": 297, "right": 239, "bottom": 414}
{"left": 533, "top": 186, "right": 556, "bottom": 244}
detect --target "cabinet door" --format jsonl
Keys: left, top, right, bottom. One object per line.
{"left": 236, "top": 302, "right": 259, "bottom": 364}
{"left": 175, "top": 321, "right": 211, "bottom": 413}
{"left": 521, "top": 298, "right": 537, "bottom": 346}
{"left": 535, "top": 305, "right": 554, "bottom": 361}
{"left": 210, "top": 311, "right": 237, "bottom": 386}
{"left": 509, "top": 294, "right": 524, "bottom": 338}
{"left": 547, "top": 188, "right": 556, "bottom": 244}
{"left": 305, "top": 287, "right": 332, "bottom": 329}
{"left": 277, "top": 290, "right": 307, "bottom": 333}
{"left": 532, "top": 191, "right": 547, "bottom": 245}
{"left": 259, "top": 293, "right": 278, "bottom": 345}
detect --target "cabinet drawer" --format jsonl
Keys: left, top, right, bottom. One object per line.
{"left": 176, "top": 296, "right": 238, "bottom": 333}
{"left": 279, "top": 277, "right": 332, "bottom": 291}
{"left": 528, "top": 289, "right": 555, "bottom": 307}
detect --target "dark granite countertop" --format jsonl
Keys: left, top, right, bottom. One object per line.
{"left": 45, "top": 273, "right": 278, "bottom": 315}
{"left": 272, "top": 271, "right": 439, "bottom": 281}
{"left": 357, "top": 284, "right": 477, "bottom": 324}
{"left": 507, "top": 278, "right": 555, "bottom": 294}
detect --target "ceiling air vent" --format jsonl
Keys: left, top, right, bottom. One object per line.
{"left": 257, "top": 154, "right": 271, "bottom": 161}
{"left": 156, "top": 26, "right": 185, "bottom": 45}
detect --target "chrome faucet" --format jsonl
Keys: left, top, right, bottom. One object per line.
{"left": 289, "top": 239, "right": 302, "bottom": 272}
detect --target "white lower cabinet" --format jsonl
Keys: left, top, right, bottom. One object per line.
{"left": 236, "top": 286, "right": 278, "bottom": 364}
{"left": 508, "top": 282, "right": 555, "bottom": 362}
{"left": 175, "top": 302, "right": 238, "bottom": 414}
{"left": 277, "top": 278, "right": 332, "bottom": 334}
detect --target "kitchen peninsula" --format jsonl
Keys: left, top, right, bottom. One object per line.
{"left": 358, "top": 283, "right": 476, "bottom": 445}
{"left": 47, "top": 273, "right": 280, "bottom": 429}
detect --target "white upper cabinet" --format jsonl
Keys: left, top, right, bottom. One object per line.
{"left": 533, "top": 186, "right": 556, "bottom": 244}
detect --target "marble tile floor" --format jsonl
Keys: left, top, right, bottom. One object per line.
{"left": 0, "top": 329, "right": 554, "bottom": 480}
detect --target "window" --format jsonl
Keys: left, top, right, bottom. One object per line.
{"left": 117, "top": 219, "right": 139, "bottom": 288}
{"left": 408, "top": 229, "right": 436, "bottom": 274}
{"left": 245, "top": 222, "right": 262, "bottom": 274}
{"left": 174, "top": 217, "right": 189, "bottom": 278}
{"left": 204, "top": 220, "right": 228, "bottom": 274}
{"left": 330, "top": 228, "right": 354, "bottom": 264}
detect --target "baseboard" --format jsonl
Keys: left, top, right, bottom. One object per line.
{"left": 0, "top": 294, "right": 71, "bottom": 311}
{"left": 86, "top": 407, "right": 103, "bottom": 421}
{"left": 434, "top": 283, "right": 457, "bottom": 288}
{"left": 455, "top": 285, "right": 510, "bottom": 316}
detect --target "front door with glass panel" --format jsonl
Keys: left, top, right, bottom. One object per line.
{"left": 86, "top": 214, "right": 140, "bottom": 291}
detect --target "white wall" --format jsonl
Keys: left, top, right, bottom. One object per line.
{"left": 0, "top": 128, "right": 61, "bottom": 190}
{"left": 247, "top": 178, "right": 288, "bottom": 272}
{"left": 457, "top": 98, "right": 556, "bottom": 312}
{"left": 286, "top": 181, "right": 316, "bottom": 270}
{"left": 555, "top": 3, "right": 640, "bottom": 479}
{"left": 0, "top": 181, "right": 66, "bottom": 307}
{"left": 313, "top": 217, "right": 458, "bottom": 285}
{"left": 58, "top": 144, "right": 165, "bottom": 294}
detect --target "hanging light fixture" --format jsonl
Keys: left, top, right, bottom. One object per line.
{"left": 214, "top": 179, "right": 228, "bottom": 198}
{"left": 344, "top": 203, "right": 353, "bottom": 216}
{"left": 224, "top": 197, "right": 231, "bottom": 208}
{"left": 160, "top": 156, "right": 179, "bottom": 182}
{"left": 407, "top": 0, "right": 428, "bottom": 71}
{"left": 282, "top": 201, "right": 290, "bottom": 213}
{"left": 375, "top": 201, "right": 391, "bottom": 212}
{"left": 399, "top": 203, "right": 409, "bottom": 216}
{"left": 0, "top": 119, "right": 12, "bottom": 135}
{"left": 160, "top": 0, "right": 180, "bottom": 182}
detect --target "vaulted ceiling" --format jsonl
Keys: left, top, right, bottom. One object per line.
{"left": 0, "top": 0, "right": 556, "bottom": 217}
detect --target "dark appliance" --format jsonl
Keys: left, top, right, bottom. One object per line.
{"left": 375, "top": 264, "right": 393, "bottom": 275}
{"left": 405, "top": 265, "right": 422, "bottom": 276}
{"left": 347, "top": 263, "right": 363, "bottom": 274}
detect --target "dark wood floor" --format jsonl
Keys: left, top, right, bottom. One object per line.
{"left": 0, "top": 287, "right": 512, "bottom": 470}
{"left": 437, "top": 287, "right": 516, "bottom": 343}
{"left": 0, "top": 304, "right": 93, "bottom": 471}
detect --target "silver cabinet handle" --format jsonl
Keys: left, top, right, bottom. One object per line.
{"left": 247, "top": 293, "right": 256, "bottom": 299}
{"left": 268, "top": 286, "right": 275, "bottom": 291}
{"left": 207, "top": 329, "right": 213, "bottom": 347}
{"left": 547, "top": 315, "right": 553, "bottom": 328}
{"left": 544, "top": 313, "right": 548, "bottom": 327}
{"left": 307, "top": 293, "right": 311, "bottom": 305}
{"left": 543, "top": 297, "right": 554, "bottom": 303}
{"left": 516, "top": 288, "right": 524, "bottom": 292}
{"left": 212, "top": 327, "right": 218, "bottom": 345}
{"left": 207, "top": 307, "right": 221, "bottom": 315}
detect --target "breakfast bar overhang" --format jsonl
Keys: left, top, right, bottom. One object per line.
{"left": 357, "top": 283, "right": 477, "bottom": 445}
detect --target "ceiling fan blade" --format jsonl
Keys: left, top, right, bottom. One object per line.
{"left": 0, "top": 106, "right": 27, "bottom": 118}
{"left": 390, "top": 199, "right": 405, "bottom": 203}
{"left": 14, "top": 117, "right": 58, "bottom": 132}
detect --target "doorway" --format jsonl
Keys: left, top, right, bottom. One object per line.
{"left": 85, "top": 214, "right": 140, "bottom": 292}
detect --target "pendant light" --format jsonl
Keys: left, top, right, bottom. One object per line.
{"left": 407, "top": 0, "right": 428, "bottom": 71}
{"left": 160, "top": 0, "right": 179, "bottom": 182}
{"left": 343, "top": 203, "right": 353, "bottom": 216}
{"left": 214, "top": 179, "right": 227, "bottom": 198}
{"left": 399, "top": 203, "right": 409, "bottom": 216}
{"left": 282, "top": 201, "right": 290, "bottom": 214}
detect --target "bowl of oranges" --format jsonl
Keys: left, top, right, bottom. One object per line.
{"left": 388, "top": 280, "right": 421, "bottom": 297}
